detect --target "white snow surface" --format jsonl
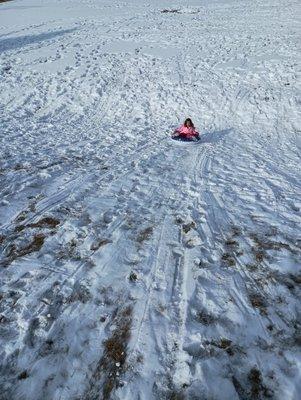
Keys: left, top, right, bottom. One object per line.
{"left": 0, "top": 0, "right": 300, "bottom": 399}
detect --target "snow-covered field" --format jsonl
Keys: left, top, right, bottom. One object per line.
{"left": 0, "top": 0, "right": 300, "bottom": 399}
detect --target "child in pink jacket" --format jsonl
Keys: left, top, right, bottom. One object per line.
{"left": 172, "top": 118, "right": 200, "bottom": 141}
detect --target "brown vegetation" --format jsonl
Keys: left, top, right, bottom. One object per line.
{"left": 182, "top": 221, "right": 196, "bottom": 234}
{"left": 1, "top": 234, "right": 45, "bottom": 267}
{"left": 85, "top": 305, "right": 132, "bottom": 400}
{"left": 15, "top": 217, "right": 60, "bottom": 232}
{"left": 137, "top": 226, "right": 153, "bottom": 243}
{"left": 90, "top": 238, "right": 112, "bottom": 251}
{"left": 248, "top": 292, "right": 267, "bottom": 315}
{"left": 161, "top": 9, "right": 180, "bottom": 14}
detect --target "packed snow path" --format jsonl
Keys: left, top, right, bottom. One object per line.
{"left": 0, "top": 0, "right": 300, "bottom": 399}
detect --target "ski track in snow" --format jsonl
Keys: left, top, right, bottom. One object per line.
{"left": 0, "top": 0, "right": 300, "bottom": 399}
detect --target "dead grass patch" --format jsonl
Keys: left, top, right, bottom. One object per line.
{"left": 14, "top": 163, "right": 26, "bottom": 171}
{"left": 218, "top": 338, "right": 232, "bottom": 349}
{"left": 248, "top": 367, "right": 273, "bottom": 398}
{"left": 90, "top": 238, "right": 112, "bottom": 251}
{"left": 85, "top": 305, "right": 132, "bottom": 400}
{"left": 161, "top": 9, "right": 180, "bottom": 14}
{"left": 231, "top": 225, "right": 242, "bottom": 237}
{"left": 57, "top": 239, "right": 81, "bottom": 261}
{"left": 137, "top": 226, "right": 153, "bottom": 243}
{"left": 1, "top": 234, "right": 45, "bottom": 267}
{"left": 250, "top": 232, "right": 293, "bottom": 264}
{"left": 68, "top": 283, "right": 92, "bottom": 304}
{"left": 15, "top": 217, "right": 60, "bottom": 232}
{"left": 253, "top": 249, "right": 265, "bottom": 263}
{"left": 17, "top": 370, "right": 29, "bottom": 380}
{"left": 246, "top": 263, "right": 258, "bottom": 272}
{"left": 290, "top": 274, "right": 301, "bottom": 285}
{"left": 195, "top": 310, "right": 216, "bottom": 325}
{"left": 182, "top": 221, "right": 196, "bottom": 234}
{"left": 221, "top": 252, "right": 236, "bottom": 267}
{"left": 18, "top": 234, "right": 45, "bottom": 256}
{"left": 249, "top": 292, "right": 267, "bottom": 315}
{"left": 232, "top": 375, "right": 245, "bottom": 399}
{"left": 15, "top": 211, "right": 28, "bottom": 222}
{"left": 233, "top": 368, "right": 273, "bottom": 399}
{"left": 129, "top": 271, "right": 137, "bottom": 282}
{"left": 101, "top": 306, "right": 132, "bottom": 399}
{"left": 175, "top": 216, "right": 184, "bottom": 225}
{"left": 169, "top": 391, "right": 186, "bottom": 400}
{"left": 272, "top": 272, "right": 300, "bottom": 292}
{"left": 208, "top": 338, "right": 236, "bottom": 356}
{"left": 225, "top": 239, "right": 239, "bottom": 247}
{"left": 30, "top": 217, "right": 60, "bottom": 229}
{"left": 221, "top": 232, "right": 244, "bottom": 266}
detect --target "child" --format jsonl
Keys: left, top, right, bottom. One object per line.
{"left": 172, "top": 118, "right": 200, "bottom": 141}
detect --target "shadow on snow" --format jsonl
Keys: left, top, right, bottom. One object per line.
{"left": 200, "top": 128, "right": 233, "bottom": 144}
{"left": 0, "top": 28, "right": 76, "bottom": 54}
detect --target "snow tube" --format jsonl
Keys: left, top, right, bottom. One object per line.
{"left": 171, "top": 135, "right": 200, "bottom": 142}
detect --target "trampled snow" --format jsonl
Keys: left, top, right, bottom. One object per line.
{"left": 0, "top": 0, "right": 300, "bottom": 399}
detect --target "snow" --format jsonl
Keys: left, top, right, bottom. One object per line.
{"left": 0, "top": 0, "right": 300, "bottom": 399}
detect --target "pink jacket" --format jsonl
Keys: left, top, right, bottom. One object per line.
{"left": 175, "top": 125, "right": 199, "bottom": 138}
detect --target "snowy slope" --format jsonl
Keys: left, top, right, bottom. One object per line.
{"left": 0, "top": 0, "right": 300, "bottom": 399}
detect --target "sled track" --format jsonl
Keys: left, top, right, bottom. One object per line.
{"left": 0, "top": 136, "right": 164, "bottom": 233}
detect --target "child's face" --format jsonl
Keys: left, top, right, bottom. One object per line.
{"left": 186, "top": 120, "right": 191, "bottom": 127}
